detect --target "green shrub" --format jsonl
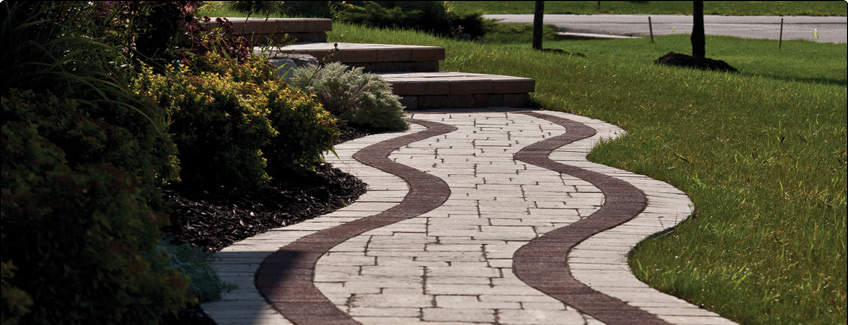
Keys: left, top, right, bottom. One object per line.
{"left": 290, "top": 62, "right": 409, "bottom": 131}
{"left": 1, "top": 261, "right": 32, "bottom": 325}
{"left": 157, "top": 242, "right": 234, "bottom": 302}
{"left": 262, "top": 82, "right": 340, "bottom": 177}
{"left": 1, "top": 92, "right": 193, "bottom": 324}
{"left": 338, "top": 1, "right": 485, "bottom": 40}
{"left": 135, "top": 52, "right": 340, "bottom": 184}
{"left": 3, "top": 89, "right": 179, "bottom": 210}
{"left": 1, "top": 2, "right": 181, "bottom": 210}
{"left": 134, "top": 58, "right": 276, "bottom": 188}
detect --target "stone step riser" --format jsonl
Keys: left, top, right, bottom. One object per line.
{"left": 378, "top": 72, "right": 536, "bottom": 109}
{"left": 398, "top": 94, "right": 533, "bottom": 110}
{"left": 201, "top": 18, "right": 332, "bottom": 43}
{"left": 266, "top": 43, "right": 444, "bottom": 73}
{"left": 207, "top": 18, "right": 537, "bottom": 109}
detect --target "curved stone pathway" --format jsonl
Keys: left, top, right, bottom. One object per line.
{"left": 201, "top": 109, "right": 736, "bottom": 325}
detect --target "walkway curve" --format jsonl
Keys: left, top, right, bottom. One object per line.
{"left": 512, "top": 112, "right": 665, "bottom": 324}
{"left": 255, "top": 119, "right": 456, "bottom": 324}
{"left": 201, "top": 109, "right": 736, "bottom": 325}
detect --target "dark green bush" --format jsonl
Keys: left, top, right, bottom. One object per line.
{"left": 1, "top": 261, "right": 32, "bottom": 325}
{"left": 3, "top": 89, "right": 179, "bottom": 210}
{"left": 1, "top": 92, "right": 193, "bottom": 324}
{"left": 338, "top": 1, "right": 486, "bottom": 40}
{"left": 1, "top": 2, "right": 209, "bottom": 323}
{"left": 158, "top": 242, "right": 234, "bottom": 302}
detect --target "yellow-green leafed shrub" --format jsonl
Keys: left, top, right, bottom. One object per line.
{"left": 135, "top": 60, "right": 275, "bottom": 188}
{"left": 135, "top": 53, "right": 339, "bottom": 186}
{"left": 1, "top": 92, "right": 193, "bottom": 324}
{"left": 262, "top": 84, "right": 339, "bottom": 177}
{"left": 290, "top": 62, "right": 408, "bottom": 131}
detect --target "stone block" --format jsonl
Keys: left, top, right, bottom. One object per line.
{"left": 402, "top": 81, "right": 450, "bottom": 96}
{"left": 376, "top": 48, "right": 412, "bottom": 62}
{"left": 503, "top": 93, "right": 532, "bottom": 107}
{"left": 410, "top": 47, "right": 446, "bottom": 61}
{"left": 418, "top": 96, "right": 448, "bottom": 109}
{"left": 414, "top": 61, "right": 440, "bottom": 72}
{"left": 450, "top": 80, "right": 493, "bottom": 95}
{"left": 493, "top": 78, "right": 535, "bottom": 93}
{"left": 399, "top": 96, "right": 418, "bottom": 110}
{"left": 474, "top": 94, "right": 503, "bottom": 107}
{"left": 446, "top": 95, "right": 475, "bottom": 108}
{"left": 341, "top": 49, "right": 378, "bottom": 63}
{"left": 305, "top": 18, "right": 333, "bottom": 32}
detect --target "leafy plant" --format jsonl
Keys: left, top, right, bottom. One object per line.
{"left": 262, "top": 82, "right": 340, "bottom": 177}
{"left": 1, "top": 261, "right": 32, "bottom": 325}
{"left": 133, "top": 58, "right": 275, "bottom": 189}
{"left": 290, "top": 62, "right": 408, "bottom": 131}
{"left": 180, "top": 16, "right": 255, "bottom": 66}
{"left": 2, "top": 91, "right": 193, "bottom": 325}
{"left": 134, "top": 51, "right": 340, "bottom": 185}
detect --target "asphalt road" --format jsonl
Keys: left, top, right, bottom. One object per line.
{"left": 485, "top": 14, "right": 848, "bottom": 44}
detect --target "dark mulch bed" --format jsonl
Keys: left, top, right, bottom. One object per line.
{"left": 163, "top": 123, "right": 377, "bottom": 324}
{"left": 163, "top": 163, "right": 367, "bottom": 251}
{"left": 653, "top": 51, "right": 738, "bottom": 72}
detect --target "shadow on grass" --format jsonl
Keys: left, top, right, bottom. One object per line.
{"left": 742, "top": 73, "right": 848, "bottom": 87}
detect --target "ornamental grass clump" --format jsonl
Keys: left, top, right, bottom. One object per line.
{"left": 290, "top": 62, "right": 409, "bottom": 131}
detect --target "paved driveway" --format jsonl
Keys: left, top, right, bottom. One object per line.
{"left": 485, "top": 14, "right": 848, "bottom": 43}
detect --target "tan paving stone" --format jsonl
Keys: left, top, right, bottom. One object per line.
{"left": 498, "top": 309, "right": 586, "bottom": 325}
{"left": 350, "top": 307, "right": 421, "bottom": 317}
{"left": 352, "top": 293, "right": 433, "bottom": 308}
{"left": 421, "top": 308, "right": 495, "bottom": 323}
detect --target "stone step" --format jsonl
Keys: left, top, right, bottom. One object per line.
{"left": 264, "top": 42, "right": 445, "bottom": 72}
{"left": 202, "top": 17, "right": 331, "bottom": 43}
{"left": 377, "top": 72, "right": 535, "bottom": 109}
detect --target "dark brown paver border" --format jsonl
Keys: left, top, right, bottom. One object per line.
{"left": 255, "top": 119, "right": 456, "bottom": 325}
{"left": 512, "top": 112, "right": 669, "bottom": 325}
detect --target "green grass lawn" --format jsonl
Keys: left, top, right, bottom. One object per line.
{"left": 326, "top": 22, "right": 847, "bottom": 324}
{"left": 485, "top": 22, "right": 846, "bottom": 86}
{"left": 448, "top": 1, "right": 847, "bottom": 16}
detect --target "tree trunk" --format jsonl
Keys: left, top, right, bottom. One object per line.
{"left": 533, "top": 1, "right": 544, "bottom": 50}
{"left": 691, "top": 0, "right": 705, "bottom": 61}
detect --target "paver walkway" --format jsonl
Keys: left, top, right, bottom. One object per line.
{"left": 201, "top": 109, "right": 736, "bottom": 325}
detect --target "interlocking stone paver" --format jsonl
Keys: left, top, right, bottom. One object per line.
{"left": 202, "top": 109, "right": 737, "bottom": 325}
